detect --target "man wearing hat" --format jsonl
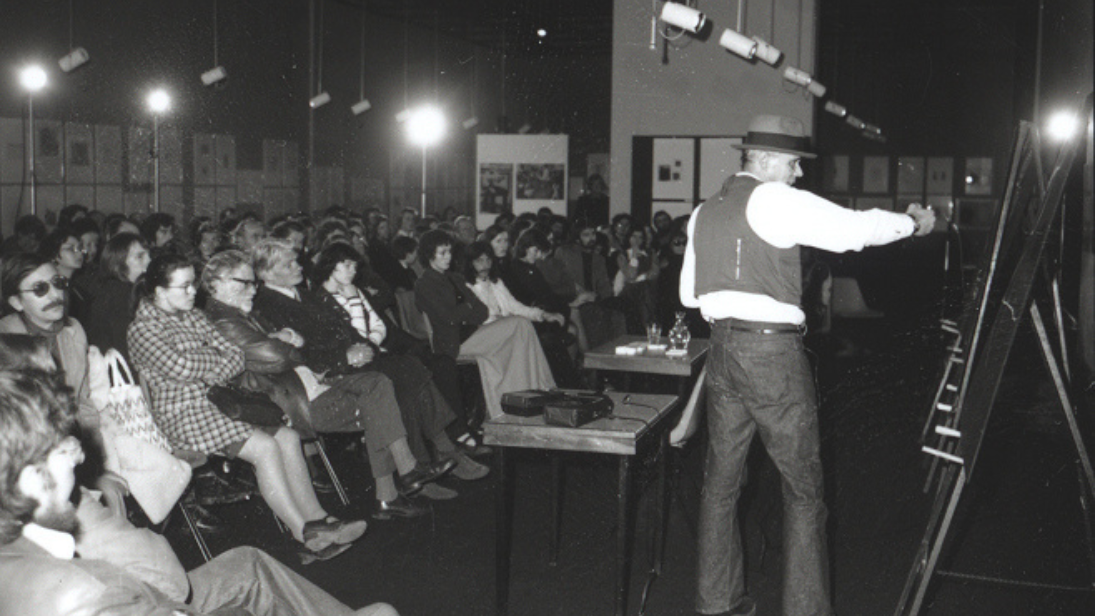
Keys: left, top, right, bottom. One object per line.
{"left": 681, "top": 115, "right": 934, "bottom": 616}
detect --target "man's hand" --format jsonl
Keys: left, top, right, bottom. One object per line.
{"left": 346, "top": 343, "right": 375, "bottom": 367}
{"left": 271, "top": 328, "right": 304, "bottom": 348}
{"left": 906, "top": 203, "right": 936, "bottom": 237}
{"left": 544, "top": 312, "right": 566, "bottom": 326}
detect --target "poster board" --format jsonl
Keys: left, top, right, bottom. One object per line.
{"left": 476, "top": 134, "right": 568, "bottom": 228}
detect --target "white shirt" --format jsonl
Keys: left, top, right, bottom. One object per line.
{"left": 22, "top": 523, "right": 76, "bottom": 560}
{"left": 680, "top": 172, "right": 915, "bottom": 324}
{"left": 470, "top": 278, "right": 546, "bottom": 324}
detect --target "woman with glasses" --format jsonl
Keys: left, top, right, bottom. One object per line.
{"left": 38, "top": 228, "right": 88, "bottom": 320}
{"left": 82, "top": 233, "right": 150, "bottom": 360}
{"left": 128, "top": 254, "right": 366, "bottom": 562}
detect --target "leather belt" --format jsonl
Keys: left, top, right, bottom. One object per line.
{"left": 715, "top": 318, "right": 805, "bottom": 335}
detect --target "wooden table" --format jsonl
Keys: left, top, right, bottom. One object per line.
{"left": 484, "top": 391, "right": 680, "bottom": 616}
{"left": 583, "top": 335, "right": 709, "bottom": 396}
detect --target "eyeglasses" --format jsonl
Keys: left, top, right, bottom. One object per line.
{"left": 61, "top": 244, "right": 86, "bottom": 254}
{"left": 165, "top": 283, "right": 197, "bottom": 293}
{"left": 18, "top": 275, "right": 69, "bottom": 298}
{"left": 226, "top": 277, "right": 257, "bottom": 288}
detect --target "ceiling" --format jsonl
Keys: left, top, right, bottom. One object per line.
{"left": 351, "top": 0, "right": 615, "bottom": 56}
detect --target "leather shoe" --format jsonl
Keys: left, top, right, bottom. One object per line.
{"left": 455, "top": 435, "right": 493, "bottom": 458}
{"left": 373, "top": 495, "right": 428, "bottom": 520}
{"left": 398, "top": 458, "right": 457, "bottom": 496}
{"left": 302, "top": 517, "right": 367, "bottom": 548}
{"left": 297, "top": 541, "right": 352, "bottom": 565}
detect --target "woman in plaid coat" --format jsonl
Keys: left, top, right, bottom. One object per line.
{"left": 128, "top": 254, "right": 366, "bottom": 563}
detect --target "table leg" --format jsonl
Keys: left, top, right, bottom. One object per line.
{"left": 615, "top": 455, "right": 635, "bottom": 616}
{"left": 550, "top": 455, "right": 564, "bottom": 566}
{"left": 638, "top": 434, "right": 671, "bottom": 615}
{"left": 496, "top": 447, "right": 514, "bottom": 616}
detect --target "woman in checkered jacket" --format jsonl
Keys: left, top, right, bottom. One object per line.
{"left": 128, "top": 253, "right": 366, "bottom": 563}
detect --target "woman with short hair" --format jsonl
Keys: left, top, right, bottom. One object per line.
{"left": 128, "top": 254, "right": 365, "bottom": 562}
{"left": 82, "top": 233, "right": 150, "bottom": 359}
{"left": 414, "top": 230, "right": 554, "bottom": 419}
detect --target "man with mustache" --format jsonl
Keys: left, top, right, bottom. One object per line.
{"left": 0, "top": 369, "right": 399, "bottom": 616}
{"left": 0, "top": 254, "right": 96, "bottom": 430}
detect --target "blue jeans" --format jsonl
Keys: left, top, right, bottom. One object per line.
{"left": 696, "top": 322, "right": 831, "bottom": 616}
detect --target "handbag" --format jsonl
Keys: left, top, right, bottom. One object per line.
{"left": 87, "top": 347, "right": 191, "bottom": 524}
{"left": 206, "top": 383, "right": 286, "bottom": 427}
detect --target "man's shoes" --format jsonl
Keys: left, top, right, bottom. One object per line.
{"left": 449, "top": 452, "right": 490, "bottom": 481}
{"left": 455, "top": 433, "right": 493, "bottom": 458}
{"left": 311, "top": 474, "right": 336, "bottom": 494}
{"left": 373, "top": 495, "right": 429, "bottom": 520}
{"left": 417, "top": 482, "right": 459, "bottom": 500}
{"left": 398, "top": 458, "right": 457, "bottom": 496}
{"left": 297, "top": 541, "right": 353, "bottom": 565}
{"left": 302, "top": 516, "right": 367, "bottom": 550}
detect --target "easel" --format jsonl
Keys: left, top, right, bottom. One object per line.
{"left": 897, "top": 94, "right": 1095, "bottom": 616}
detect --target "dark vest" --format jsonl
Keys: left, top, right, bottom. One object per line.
{"left": 693, "top": 175, "right": 801, "bottom": 306}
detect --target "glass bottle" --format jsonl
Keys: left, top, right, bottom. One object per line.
{"left": 668, "top": 311, "right": 691, "bottom": 352}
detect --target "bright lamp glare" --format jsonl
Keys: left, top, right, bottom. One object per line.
{"left": 1046, "top": 111, "right": 1079, "bottom": 142}
{"left": 406, "top": 106, "right": 446, "bottom": 148}
{"left": 20, "top": 65, "right": 47, "bottom": 93}
{"left": 147, "top": 89, "right": 171, "bottom": 114}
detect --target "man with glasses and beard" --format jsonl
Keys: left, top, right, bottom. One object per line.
{"left": 0, "top": 369, "right": 400, "bottom": 616}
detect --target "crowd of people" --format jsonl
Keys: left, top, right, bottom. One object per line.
{"left": 0, "top": 201, "right": 708, "bottom": 588}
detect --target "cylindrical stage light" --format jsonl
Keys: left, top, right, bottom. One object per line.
{"left": 660, "top": 3, "right": 707, "bottom": 33}
{"left": 59, "top": 48, "right": 89, "bottom": 73}
{"left": 751, "top": 37, "right": 782, "bottom": 66}
{"left": 846, "top": 115, "right": 867, "bottom": 131}
{"left": 309, "top": 91, "right": 331, "bottom": 109}
{"left": 719, "top": 29, "right": 758, "bottom": 59}
{"left": 351, "top": 99, "right": 372, "bottom": 116}
{"left": 201, "top": 66, "right": 227, "bottom": 86}
{"left": 824, "top": 101, "right": 848, "bottom": 118}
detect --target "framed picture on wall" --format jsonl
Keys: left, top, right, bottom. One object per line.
{"left": 862, "top": 156, "right": 890, "bottom": 194}
{"left": 479, "top": 163, "right": 513, "bottom": 214}
{"left": 652, "top": 138, "right": 695, "bottom": 201}
{"left": 516, "top": 163, "right": 565, "bottom": 200}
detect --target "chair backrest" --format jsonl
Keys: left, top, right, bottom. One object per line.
{"left": 394, "top": 289, "right": 431, "bottom": 341}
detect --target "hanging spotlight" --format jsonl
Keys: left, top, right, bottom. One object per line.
{"left": 659, "top": 2, "right": 707, "bottom": 34}
{"left": 201, "top": 66, "right": 227, "bottom": 86}
{"left": 351, "top": 99, "right": 372, "bottom": 115}
{"left": 462, "top": 116, "right": 480, "bottom": 130}
{"left": 719, "top": 29, "right": 758, "bottom": 59}
{"left": 309, "top": 91, "right": 331, "bottom": 109}
{"left": 58, "top": 47, "right": 89, "bottom": 72}
{"left": 517, "top": 123, "right": 533, "bottom": 134}
{"left": 751, "top": 37, "right": 783, "bottom": 66}
{"left": 1046, "top": 110, "right": 1081, "bottom": 142}
{"left": 783, "top": 67, "right": 827, "bottom": 98}
{"left": 395, "top": 108, "right": 412, "bottom": 122}
{"left": 845, "top": 115, "right": 867, "bottom": 130}
{"left": 824, "top": 101, "right": 848, "bottom": 118}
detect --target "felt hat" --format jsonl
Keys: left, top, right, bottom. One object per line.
{"left": 732, "top": 115, "right": 817, "bottom": 159}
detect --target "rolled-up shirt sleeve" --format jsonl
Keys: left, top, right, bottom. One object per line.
{"left": 748, "top": 182, "right": 915, "bottom": 252}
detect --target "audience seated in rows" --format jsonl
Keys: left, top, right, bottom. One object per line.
{"left": 127, "top": 253, "right": 367, "bottom": 563}
{"left": 249, "top": 239, "right": 486, "bottom": 500}
{"left": 0, "top": 368, "right": 399, "bottom": 616}
{"left": 201, "top": 249, "right": 448, "bottom": 519}
{"left": 414, "top": 230, "right": 555, "bottom": 419}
